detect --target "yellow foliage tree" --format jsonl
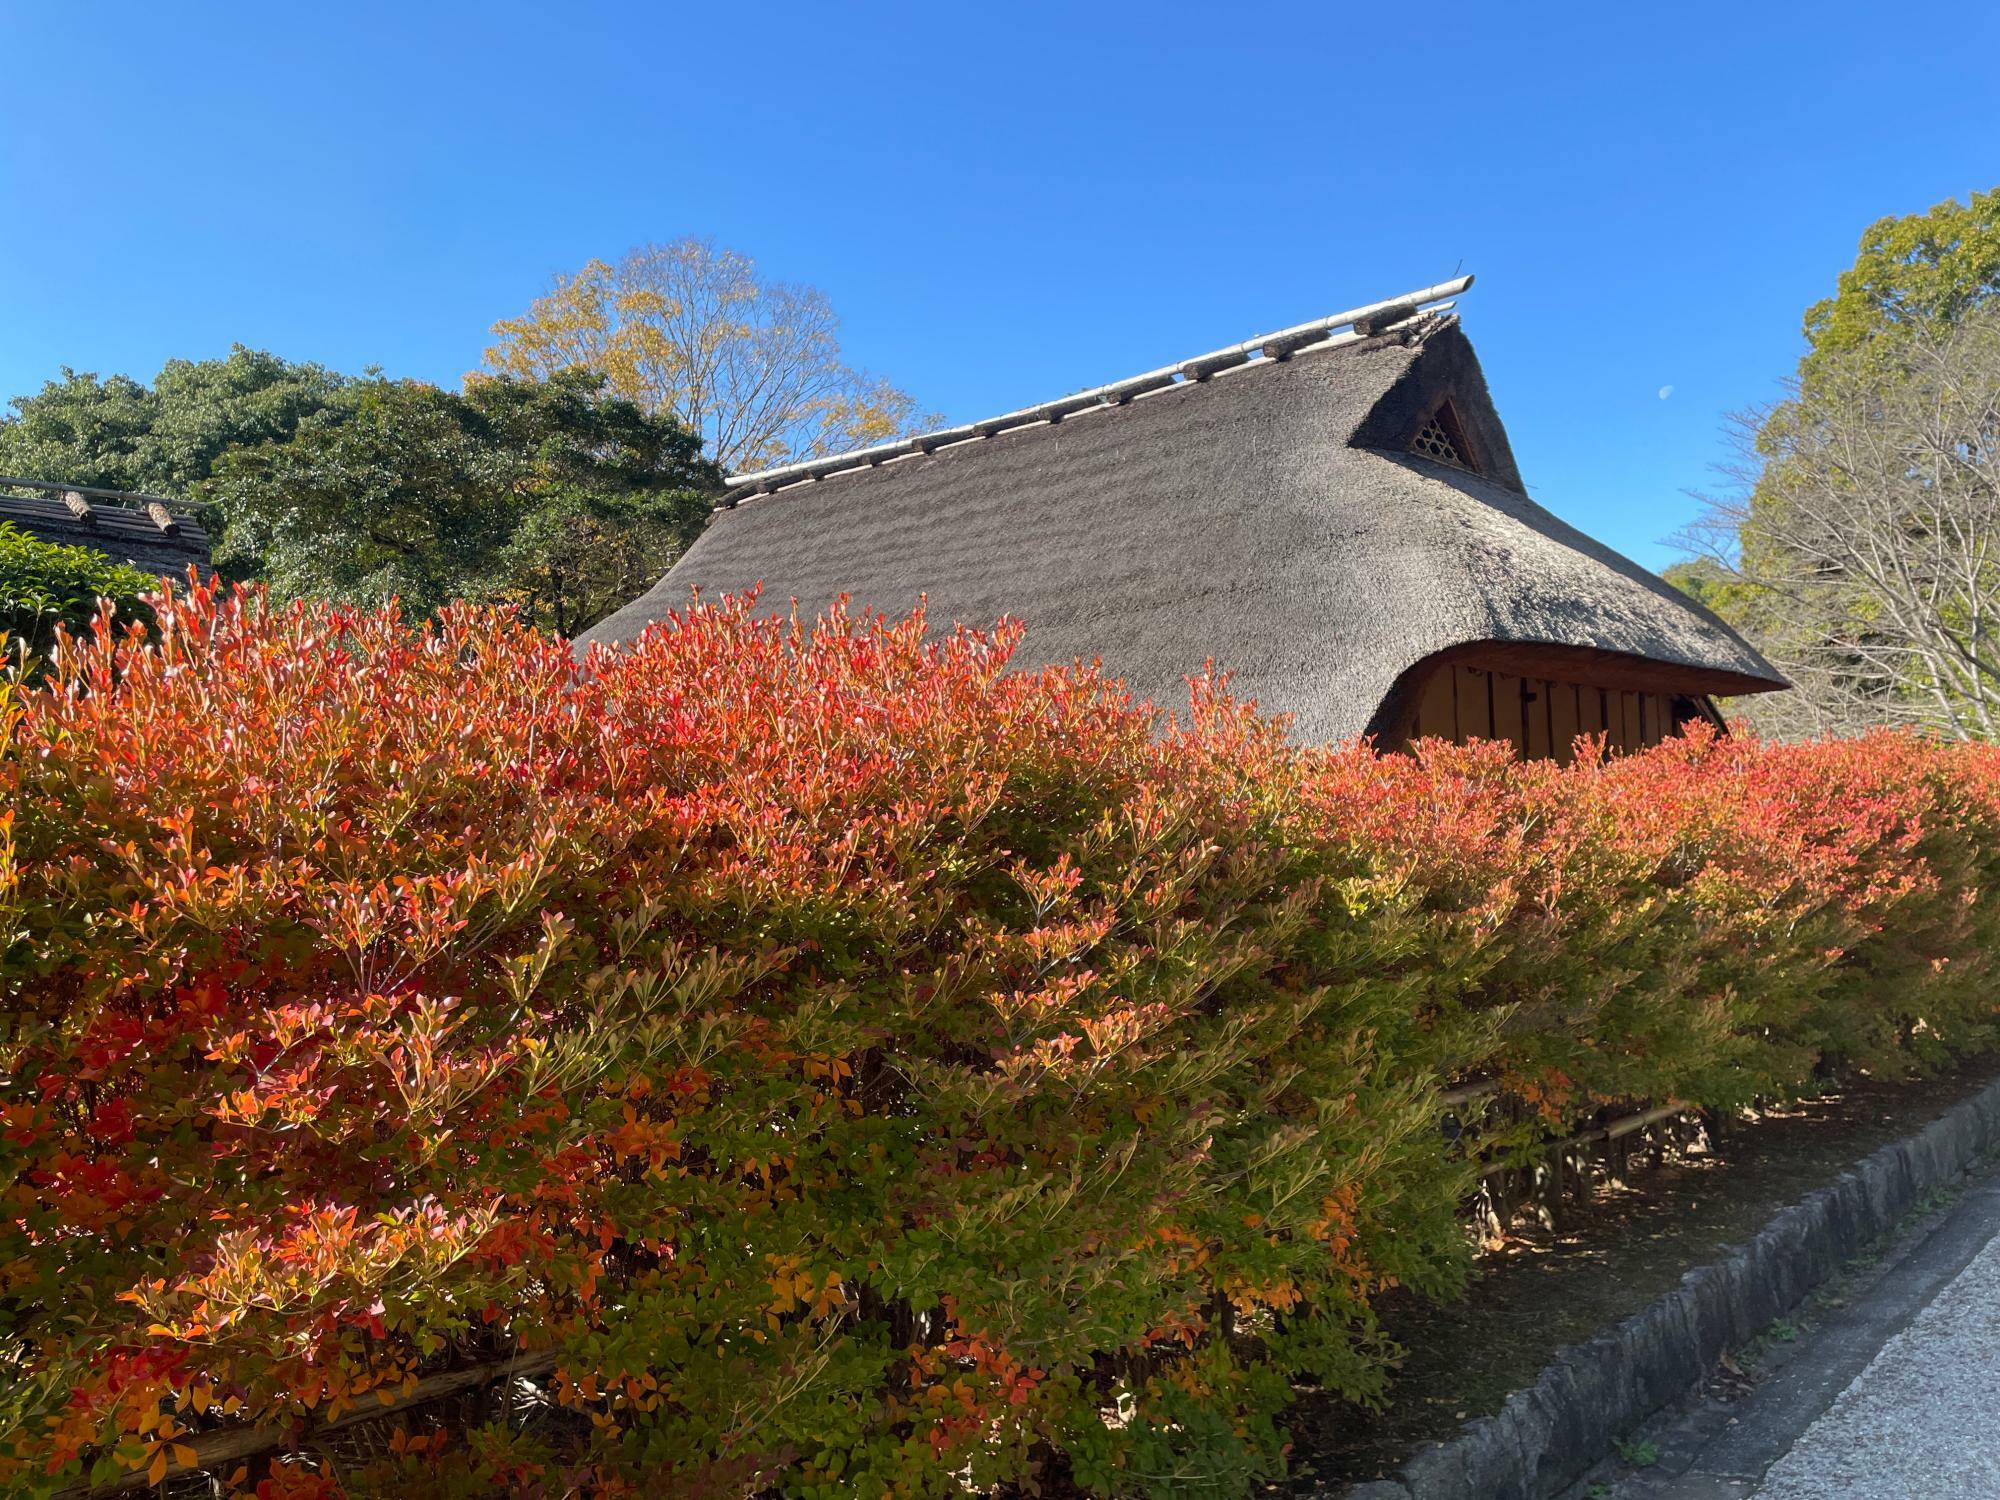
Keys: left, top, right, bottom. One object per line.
{"left": 484, "top": 239, "right": 936, "bottom": 473}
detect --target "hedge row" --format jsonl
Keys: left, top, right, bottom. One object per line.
{"left": 2, "top": 583, "right": 1997, "bottom": 1498}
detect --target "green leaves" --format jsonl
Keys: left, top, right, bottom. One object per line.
{"left": 0, "top": 521, "right": 155, "bottom": 667}
{"left": 207, "top": 369, "right": 718, "bottom": 632}
{"left": 0, "top": 347, "right": 347, "bottom": 500}
{"left": 1, "top": 346, "right": 723, "bottom": 637}
{"left": 1801, "top": 188, "right": 2000, "bottom": 374}
{"left": 1685, "top": 189, "right": 2000, "bottom": 738}
{"left": 7, "top": 586, "right": 2000, "bottom": 1497}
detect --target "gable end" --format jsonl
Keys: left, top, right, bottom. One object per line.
{"left": 1346, "top": 322, "right": 1526, "bottom": 494}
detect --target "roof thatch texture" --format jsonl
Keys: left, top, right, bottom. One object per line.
{"left": 0, "top": 491, "right": 212, "bottom": 579}
{"left": 578, "top": 314, "right": 1784, "bottom": 743}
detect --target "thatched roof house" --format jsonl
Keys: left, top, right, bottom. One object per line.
{"left": 1, "top": 477, "right": 212, "bottom": 579}
{"left": 580, "top": 278, "right": 1786, "bottom": 758}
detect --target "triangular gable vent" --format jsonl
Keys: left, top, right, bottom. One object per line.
{"left": 1409, "top": 399, "right": 1479, "bottom": 474}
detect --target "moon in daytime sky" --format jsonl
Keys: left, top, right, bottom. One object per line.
{"left": 1658, "top": 384, "right": 1675, "bottom": 400}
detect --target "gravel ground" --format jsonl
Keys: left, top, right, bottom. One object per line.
{"left": 1753, "top": 1207, "right": 2000, "bottom": 1499}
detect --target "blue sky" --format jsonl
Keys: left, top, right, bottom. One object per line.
{"left": 3, "top": 2, "right": 1995, "bottom": 570}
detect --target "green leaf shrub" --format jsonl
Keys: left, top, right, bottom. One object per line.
{"left": 2, "top": 581, "right": 1997, "bottom": 1498}
{"left": 0, "top": 521, "right": 155, "bottom": 668}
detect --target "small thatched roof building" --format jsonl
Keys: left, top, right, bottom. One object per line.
{"left": 580, "top": 278, "right": 1785, "bottom": 758}
{"left": 1, "top": 477, "right": 212, "bottom": 579}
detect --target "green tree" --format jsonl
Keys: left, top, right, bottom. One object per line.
{"left": 1677, "top": 190, "right": 2000, "bottom": 736}
{"left": 209, "top": 369, "right": 719, "bottom": 633}
{"left": 1799, "top": 189, "right": 2000, "bottom": 375}
{"left": 0, "top": 347, "right": 348, "bottom": 496}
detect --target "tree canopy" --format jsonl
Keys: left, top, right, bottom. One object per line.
{"left": 1799, "top": 189, "right": 2000, "bottom": 376}
{"left": 2, "top": 347, "right": 723, "bottom": 635}
{"left": 1680, "top": 308, "right": 2000, "bottom": 738}
{"left": 3, "top": 236, "right": 932, "bottom": 630}
{"left": 483, "top": 237, "right": 937, "bottom": 472}
{"left": 208, "top": 369, "right": 719, "bottom": 633}
{"left": 0, "top": 347, "right": 349, "bottom": 497}
{"left": 1673, "top": 189, "right": 2000, "bottom": 737}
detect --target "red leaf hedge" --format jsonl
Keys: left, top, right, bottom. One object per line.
{"left": 2, "top": 581, "right": 1997, "bottom": 1498}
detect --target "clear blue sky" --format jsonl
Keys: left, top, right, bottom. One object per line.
{"left": 3, "top": 2, "right": 1995, "bottom": 570}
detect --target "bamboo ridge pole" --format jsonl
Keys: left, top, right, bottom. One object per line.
{"left": 722, "top": 275, "right": 1475, "bottom": 498}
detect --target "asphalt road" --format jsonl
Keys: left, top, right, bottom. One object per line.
{"left": 1588, "top": 1164, "right": 2000, "bottom": 1500}
{"left": 1753, "top": 1210, "right": 2000, "bottom": 1498}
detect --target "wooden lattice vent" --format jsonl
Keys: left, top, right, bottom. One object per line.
{"left": 1409, "top": 400, "right": 1479, "bottom": 474}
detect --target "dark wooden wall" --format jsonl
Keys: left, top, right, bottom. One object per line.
{"left": 1409, "top": 661, "right": 1709, "bottom": 762}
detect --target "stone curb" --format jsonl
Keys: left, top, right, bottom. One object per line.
{"left": 1335, "top": 1075, "right": 2000, "bottom": 1500}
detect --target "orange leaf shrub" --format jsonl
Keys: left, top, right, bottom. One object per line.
{"left": 1305, "top": 729, "right": 2000, "bottom": 1119}
{"left": 2, "top": 582, "right": 1997, "bottom": 1497}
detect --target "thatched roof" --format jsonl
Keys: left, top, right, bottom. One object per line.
{"left": 578, "top": 298, "right": 1785, "bottom": 743}
{"left": 0, "top": 480, "right": 212, "bottom": 580}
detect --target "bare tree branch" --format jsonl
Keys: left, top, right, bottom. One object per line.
{"left": 1675, "top": 307, "right": 2000, "bottom": 740}
{"left": 483, "top": 239, "right": 940, "bottom": 472}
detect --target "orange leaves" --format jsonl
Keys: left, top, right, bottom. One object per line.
{"left": 1512, "top": 1066, "right": 1577, "bottom": 1126}
{"left": 605, "top": 1100, "right": 682, "bottom": 1175}
{"left": 1009, "top": 853, "right": 1085, "bottom": 917}
{"left": 764, "top": 1257, "right": 847, "bottom": 1324}
{"left": 549, "top": 1366, "right": 664, "bottom": 1426}
{"left": 1223, "top": 1275, "right": 1302, "bottom": 1316}
{"left": 799, "top": 1052, "right": 851, "bottom": 1086}
{"left": 386, "top": 1425, "right": 438, "bottom": 1457}
{"left": 8, "top": 581, "right": 2000, "bottom": 1493}
{"left": 106, "top": 1397, "right": 203, "bottom": 1488}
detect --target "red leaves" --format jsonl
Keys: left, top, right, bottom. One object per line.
{"left": 5, "top": 580, "right": 2000, "bottom": 1494}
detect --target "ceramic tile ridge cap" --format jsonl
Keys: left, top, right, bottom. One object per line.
{"left": 719, "top": 274, "right": 1474, "bottom": 505}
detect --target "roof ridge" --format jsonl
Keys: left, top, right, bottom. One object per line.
{"left": 0, "top": 474, "right": 197, "bottom": 514}
{"left": 721, "top": 274, "right": 1473, "bottom": 504}
{"left": 0, "top": 477, "right": 206, "bottom": 541}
